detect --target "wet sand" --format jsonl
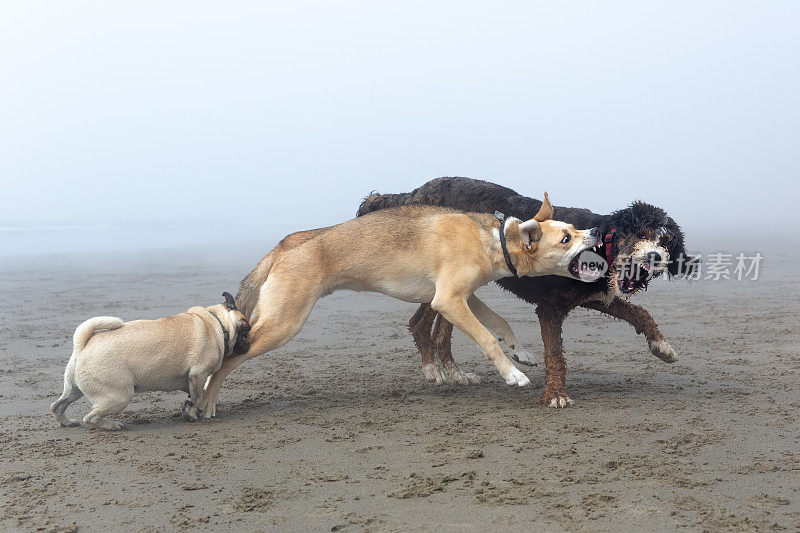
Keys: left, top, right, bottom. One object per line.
{"left": 1, "top": 242, "right": 798, "bottom": 531}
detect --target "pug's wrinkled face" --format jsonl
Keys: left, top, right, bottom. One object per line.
{"left": 228, "top": 309, "right": 251, "bottom": 356}
{"left": 220, "top": 291, "right": 251, "bottom": 356}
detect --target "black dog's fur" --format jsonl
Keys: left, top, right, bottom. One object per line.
{"left": 357, "top": 177, "right": 695, "bottom": 405}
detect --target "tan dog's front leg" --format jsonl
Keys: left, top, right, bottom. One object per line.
{"left": 432, "top": 293, "right": 529, "bottom": 387}
{"left": 467, "top": 295, "right": 538, "bottom": 366}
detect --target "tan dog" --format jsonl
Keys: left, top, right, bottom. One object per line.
{"left": 50, "top": 292, "right": 250, "bottom": 430}
{"left": 197, "top": 194, "right": 600, "bottom": 418}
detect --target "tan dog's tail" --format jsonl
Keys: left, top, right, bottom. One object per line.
{"left": 72, "top": 316, "right": 123, "bottom": 352}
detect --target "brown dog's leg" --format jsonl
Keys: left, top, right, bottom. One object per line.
{"left": 409, "top": 303, "right": 445, "bottom": 384}
{"left": 537, "top": 305, "right": 572, "bottom": 408}
{"left": 431, "top": 312, "right": 481, "bottom": 384}
{"left": 432, "top": 312, "right": 454, "bottom": 365}
{"left": 581, "top": 299, "right": 677, "bottom": 363}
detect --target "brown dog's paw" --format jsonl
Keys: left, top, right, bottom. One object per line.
{"left": 541, "top": 389, "right": 573, "bottom": 408}
{"left": 649, "top": 339, "right": 677, "bottom": 363}
{"left": 442, "top": 362, "right": 481, "bottom": 385}
{"left": 421, "top": 363, "right": 446, "bottom": 384}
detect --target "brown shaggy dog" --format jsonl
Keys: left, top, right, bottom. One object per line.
{"left": 357, "top": 177, "right": 697, "bottom": 407}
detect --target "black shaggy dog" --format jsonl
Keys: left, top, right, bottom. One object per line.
{"left": 357, "top": 177, "right": 696, "bottom": 407}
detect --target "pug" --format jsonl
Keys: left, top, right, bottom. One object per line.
{"left": 50, "top": 292, "right": 250, "bottom": 430}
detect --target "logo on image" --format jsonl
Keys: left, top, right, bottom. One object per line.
{"left": 575, "top": 250, "right": 608, "bottom": 282}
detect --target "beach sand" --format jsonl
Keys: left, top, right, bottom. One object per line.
{"left": 1, "top": 241, "right": 798, "bottom": 531}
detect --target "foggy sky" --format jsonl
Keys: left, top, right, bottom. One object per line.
{"left": 1, "top": 1, "right": 798, "bottom": 242}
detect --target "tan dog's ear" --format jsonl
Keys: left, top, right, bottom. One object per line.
{"left": 518, "top": 219, "right": 541, "bottom": 248}
{"left": 533, "top": 192, "right": 553, "bottom": 222}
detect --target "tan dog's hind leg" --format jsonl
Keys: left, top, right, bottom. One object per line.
{"left": 432, "top": 292, "right": 529, "bottom": 387}
{"left": 409, "top": 304, "right": 445, "bottom": 384}
{"left": 197, "top": 319, "right": 305, "bottom": 418}
{"left": 198, "top": 276, "right": 321, "bottom": 418}
{"left": 467, "top": 295, "right": 538, "bottom": 366}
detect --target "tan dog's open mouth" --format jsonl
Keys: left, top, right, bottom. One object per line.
{"left": 567, "top": 254, "right": 584, "bottom": 278}
{"left": 567, "top": 242, "right": 606, "bottom": 281}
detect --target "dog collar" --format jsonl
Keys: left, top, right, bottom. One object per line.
{"left": 604, "top": 228, "right": 616, "bottom": 266}
{"left": 494, "top": 212, "right": 518, "bottom": 277}
{"left": 208, "top": 311, "right": 231, "bottom": 356}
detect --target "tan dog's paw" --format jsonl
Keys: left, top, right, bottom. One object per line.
{"left": 649, "top": 339, "right": 677, "bottom": 363}
{"left": 196, "top": 393, "right": 218, "bottom": 419}
{"left": 541, "top": 389, "right": 573, "bottom": 408}
{"left": 504, "top": 367, "right": 531, "bottom": 387}
{"left": 442, "top": 362, "right": 481, "bottom": 385}
{"left": 421, "top": 363, "right": 446, "bottom": 384}
{"left": 199, "top": 402, "right": 217, "bottom": 419}
{"left": 512, "top": 348, "right": 539, "bottom": 366}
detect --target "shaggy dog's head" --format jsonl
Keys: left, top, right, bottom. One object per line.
{"left": 603, "top": 202, "right": 697, "bottom": 296}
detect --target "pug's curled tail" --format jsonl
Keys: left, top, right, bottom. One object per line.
{"left": 73, "top": 316, "right": 124, "bottom": 353}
